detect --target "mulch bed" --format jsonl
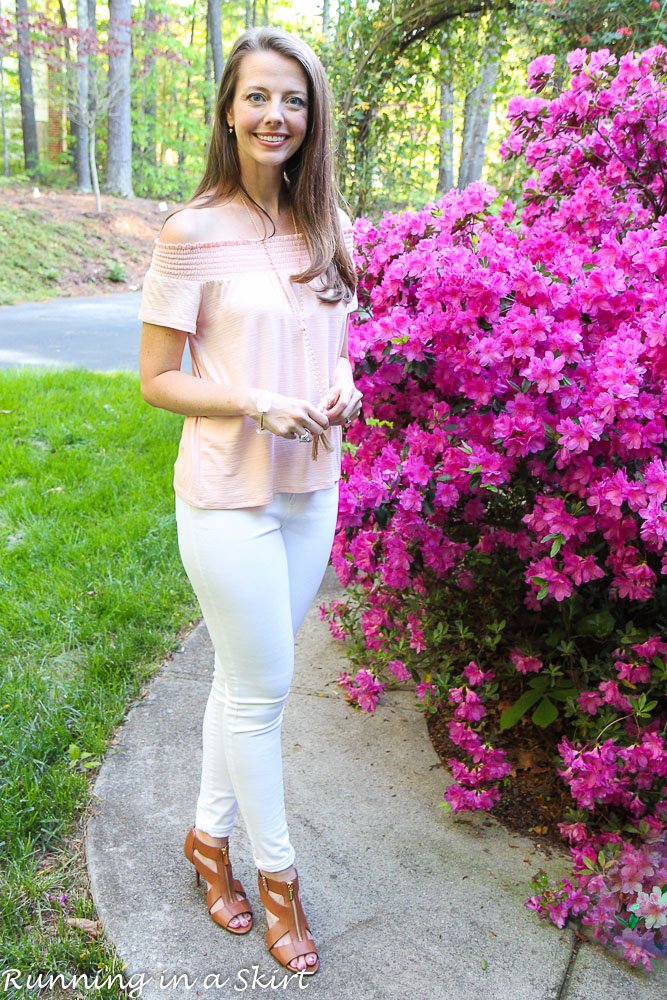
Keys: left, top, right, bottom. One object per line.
{"left": 426, "top": 700, "right": 574, "bottom": 859}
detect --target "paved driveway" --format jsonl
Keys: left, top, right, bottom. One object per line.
{"left": 0, "top": 292, "right": 192, "bottom": 374}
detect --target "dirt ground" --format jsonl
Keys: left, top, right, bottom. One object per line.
{"left": 427, "top": 701, "right": 573, "bottom": 859}
{"left": 2, "top": 184, "right": 172, "bottom": 297}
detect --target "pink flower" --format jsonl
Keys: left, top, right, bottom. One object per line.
{"left": 387, "top": 659, "right": 411, "bottom": 683}
{"left": 577, "top": 690, "right": 603, "bottom": 715}
{"left": 510, "top": 648, "right": 544, "bottom": 674}
{"left": 527, "top": 54, "right": 555, "bottom": 91}
{"left": 463, "top": 660, "right": 495, "bottom": 686}
{"left": 415, "top": 681, "right": 438, "bottom": 705}
{"left": 523, "top": 350, "right": 565, "bottom": 392}
{"left": 453, "top": 687, "right": 486, "bottom": 722}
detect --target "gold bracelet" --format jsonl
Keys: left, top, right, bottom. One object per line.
{"left": 259, "top": 412, "right": 265, "bottom": 431}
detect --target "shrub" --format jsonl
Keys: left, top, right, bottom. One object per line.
{"left": 323, "top": 45, "right": 667, "bottom": 968}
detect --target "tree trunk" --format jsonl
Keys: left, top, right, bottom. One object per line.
{"left": 436, "top": 34, "right": 454, "bottom": 195}
{"left": 75, "top": 0, "right": 91, "bottom": 190}
{"left": 15, "top": 0, "right": 39, "bottom": 171}
{"left": 56, "top": 0, "right": 78, "bottom": 170}
{"left": 457, "top": 19, "right": 500, "bottom": 189}
{"left": 138, "top": 1, "right": 156, "bottom": 193}
{"left": 90, "top": 124, "right": 101, "bottom": 212}
{"left": 245, "top": 0, "right": 252, "bottom": 29}
{"left": 106, "top": 0, "right": 133, "bottom": 197}
{"left": 466, "top": 56, "right": 498, "bottom": 184}
{"left": 88, "top": 1, "right": 97, "bottom": 126}
{"left": 457, "top": 87, "right": 476, "bottom": 190}
{"left": 262, "top": 0, "right": 268, "bottom": 25}
{"left": 208, "top": 0, "right": 223, "bottom": 85}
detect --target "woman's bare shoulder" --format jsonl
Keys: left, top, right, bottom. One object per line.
{"left": 158, "top": 196, "right": 243, "bottom": 244}
{"left": 158, "top": 208, "right": 207, "bottom": 245}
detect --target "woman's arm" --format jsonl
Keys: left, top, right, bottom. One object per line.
{"left": 139, "top": 209, "right": 259, "bottom": 420}
{"left": 139, "top": 321, "right": 256, "bottom": 418}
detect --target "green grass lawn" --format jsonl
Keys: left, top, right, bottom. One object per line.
{"left": 0, "top": 369, "right": 198, "bottom": 990}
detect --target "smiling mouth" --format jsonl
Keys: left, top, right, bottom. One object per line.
{"left": 254, "top": 133, "right": 289, "bottom": 144}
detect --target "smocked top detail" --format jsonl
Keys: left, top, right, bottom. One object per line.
{"left": 150, "top": 227, "right": 354, "bottom": 281}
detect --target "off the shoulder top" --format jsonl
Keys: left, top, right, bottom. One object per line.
{"left": 138, "top": 227, "right": 358, "bottom": 509}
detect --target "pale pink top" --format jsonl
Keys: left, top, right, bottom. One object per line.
{"left": 138, "top": 227, "right": 358, "bottom": 509}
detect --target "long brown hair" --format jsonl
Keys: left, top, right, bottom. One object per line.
{"left": 183, "top": 26, "right": 356, "bottom": 306}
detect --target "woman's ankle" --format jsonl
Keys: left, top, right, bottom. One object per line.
{"left": 260, "top": 864, "right": 297, "bottom": 881}
{"left": 195, "top": 827, "right": 228, "bottom": 846}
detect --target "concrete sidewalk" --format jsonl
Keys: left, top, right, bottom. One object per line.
{"left": 85, "top": 565, "right": 666, "bottom": 1000}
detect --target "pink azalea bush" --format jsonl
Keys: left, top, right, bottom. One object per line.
{"left": 321, "top": 45, "right": 667, "bottom": 967}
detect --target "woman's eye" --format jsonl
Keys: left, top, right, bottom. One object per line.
{"left": 246, "top": 93, "right": 305, "bottom": 108}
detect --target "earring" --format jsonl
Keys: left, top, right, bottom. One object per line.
{"left": 227, "top": 124, "right": 234, "bottom": 134}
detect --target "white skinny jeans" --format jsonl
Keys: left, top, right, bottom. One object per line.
{"left": 174, "top": 482, "right": 340, "bottom": 873}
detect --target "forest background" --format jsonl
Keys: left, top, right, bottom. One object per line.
{"left": 2, "top": 0, "right": 666, "bottom": 218}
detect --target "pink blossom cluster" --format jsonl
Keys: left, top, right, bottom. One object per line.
{"left": 336, "top": 667, "right": 386, "bottom": 712}
{"left": 321, "top": 45, "right": 667, "bottom": 965}
{"left": 525, "top": 724, "right": 667, "bottom": 968}
{"left": 336, "top": 50, "right": 667, "bottom": 623}
{"left": 576, "top": 639, "right": 664, "bottom": 715}
{"left": 534, "top": 725, "right": 667, "bottom": 968}
{"left": 440, "top": 665, "right": 512, "bottom": 811}
{"left": 557, "top": 730, "right": 666, "bottom": 816}
{"left": 443, "top": 713, "right": 513, "bottom": 812}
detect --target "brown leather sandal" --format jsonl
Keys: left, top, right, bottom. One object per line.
{"left": 257, "top": 869, "right": 319, "bottom": 975}
{"left": 183, "top": 826, "right": 253, "bottom": 935}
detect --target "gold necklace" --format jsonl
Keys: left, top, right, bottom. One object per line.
{"left": 238, "top": 194, "right": 333, "bottom": 460}
{"left": 238, "top": 194, "right": 306, "bottom": 331}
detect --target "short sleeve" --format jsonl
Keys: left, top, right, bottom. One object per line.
{"left": 138, "top": 244, "right": 203, "bottom": 335}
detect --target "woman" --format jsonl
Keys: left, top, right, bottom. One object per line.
{"left": 138, "top": 25, "right": 362, "bottom": 978}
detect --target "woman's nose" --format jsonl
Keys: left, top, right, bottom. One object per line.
{"left": 262, "top": 101, "right": 285, "bottom": 125}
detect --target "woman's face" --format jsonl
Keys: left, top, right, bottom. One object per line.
{"left": 226, "top": 50, "right": 309, "bottom": 176}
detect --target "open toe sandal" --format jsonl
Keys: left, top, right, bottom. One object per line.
{"left": 257, "top": 869, "right": 319, "bottom": 976}
{"left": 184, "top": 826, "right": 253, "bottom": 935}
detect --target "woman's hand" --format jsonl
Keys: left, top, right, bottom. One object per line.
{"left": 254, "top": 392, "right": 331, "bottom": 440}
{"left": 319, "top": 361, "right": 363, "bottom": 426}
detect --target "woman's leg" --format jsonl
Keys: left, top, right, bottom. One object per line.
{"left": 282, "top": 482, "right": 341, "bottom": 637}
{"left": 175, "top": 492, "right": 298, "bottom": 871}
{"left": 255, "top": 482, "right": 341, "bottom": 971}
{"left": 176, "top": 485, "right": 340, "bottom": 962}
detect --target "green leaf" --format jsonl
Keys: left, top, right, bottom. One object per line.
{"left": 549, "top": 535, "right": 564, "bottom": 558}
{"left": 499, "top": 688, "right": 544, "bottom": 730}
{"left": 574, "top": 609, "right": 615, "bottom": 637}
{"left": 527, "top": 675, "right": 550, "bottom": 691}
{"left": 532, "top": 697, "right": 558, "bottom": 728}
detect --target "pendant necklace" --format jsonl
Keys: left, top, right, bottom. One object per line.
{"left": 238, "top": 193, "right": 333, "bottom": 461}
